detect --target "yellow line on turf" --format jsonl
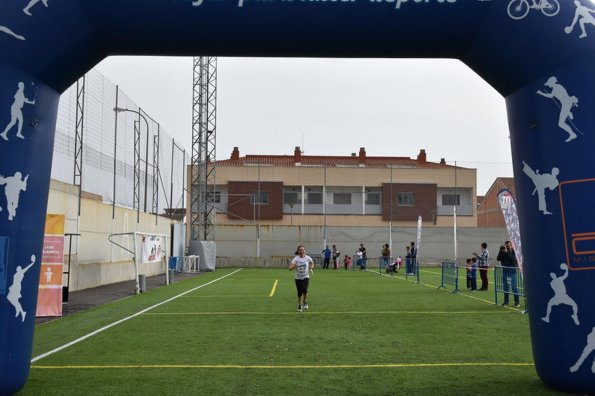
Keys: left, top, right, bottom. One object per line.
{"left": 143, "top": 311, "right": 514, "bottom": 315}
{"left": 269, "top": 279, "right": 278, "bottom": 297}
{"left": 31, "top": 362, "right": 534, "bottom": 370}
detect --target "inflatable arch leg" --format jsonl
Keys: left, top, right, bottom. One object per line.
{"left": 1, "top": 4, "right": 595, "bottom": 393}
{"left": 506, "top": 58, "right": 595, "bottom": 393}
{"left": 0, "top": 64, "right": 59, "bottom": 395}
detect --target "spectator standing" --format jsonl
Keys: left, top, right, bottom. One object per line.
{"left": 409, "top": 242, "right": 417, "bottom": 275}
{"left": 381, "top": 243, "right": 391, "bottom": 268}
{"left": 322, "top": 245, "right": 331, "bottom": 269}
{"left": 465, "top": 258, "right": 472, "bottom": 290}
{"left": 332, "top": 244, "right": 340, "bottom": 270}
{"left": 343, "top": 255, "right": 352, "bottom": 270}
{"left": 355, "top": 249, "right": 363, "bottom": 270}
{"left": 473, "top": 242, "right": 490, "bottom": 291}
{"left": 470, "top": 257, "right": 478, "bottom": 291}
{"left": 497, "top": 241, "right": 520, "bottom": 307}
{"left": 357, "top": 243, "right": 367, "bottom": 270}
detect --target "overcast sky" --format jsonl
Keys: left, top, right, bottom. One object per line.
{"left": 94, "top": 56, "right": 513, "bottom": 195}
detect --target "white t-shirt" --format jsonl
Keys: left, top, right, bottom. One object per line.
{"left": 292, "top": 255, "right": 313, "bottom": 280}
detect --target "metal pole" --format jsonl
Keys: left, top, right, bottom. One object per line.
{"left": 389, "top": 165, "right": 393, "bottom": 253}
{"left": 170, "top": 139, "right": 175, "bottom": 219}
{"left": 113, "top": 107, "right": 150, "bottom": 219}
{"left": 323, "top": 165, "right": 327, "bottom": 249}
{"left": 141, "top": 109, "right": 150, "bottom": 214}
{"left": 112, "top": 86, "right": 119, "bottom": 219}
{"left": 257, "top": 163, "right": 261, "bottom": 258}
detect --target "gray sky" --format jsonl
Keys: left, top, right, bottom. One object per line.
{"left": 94, "top": 56, "right": 513, "bottom": 195}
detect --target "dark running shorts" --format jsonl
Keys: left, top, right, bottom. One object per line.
{"left": 295, "top": 278, "right": 309, "bottom": 296}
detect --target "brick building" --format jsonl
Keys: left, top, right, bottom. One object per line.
{"left": 477, "top": 177, "right": 516, "bottom": 227}
{"left": 197, "top": 147, "right": 478, "bottom": 228}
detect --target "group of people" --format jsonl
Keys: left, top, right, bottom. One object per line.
{"left": 382, "top": 242, "right": 417, "bottom": 275}
{"left": 321, "top": 243, "right": 369, "bottom": 271}
{"left": 289, "top": 240, "right": 521, "bottom": 313}
{"left": 465, "top": 242, "right": 490, "bottom": 292}
{"left": 321, "top": 244, "right": 341, "bottom": 270}
{"left": 464, "top": 240, "right": 521, "bottom": 308}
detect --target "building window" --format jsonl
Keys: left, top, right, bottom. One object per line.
{"left": 442, "top": 194, "right": 460, "bottom": 206}
{"left": 284, "top": 192, "right": 299, "bottom": 205}
{"left": 333, "top": 193, "right": 352, "bottom": 205}
{"left": 251, "top": 191, "right": 269, "bottom": 205}
{"left": 397, "top": 192, "right": 414, "bottom": 206}
{"left": 366, "top": 192, "right": 380, "bottom": 205}
{"left": 207, "top": 191, "right": 221, "bottom": 204}
{"left": 307, "top": 192, "right": 322, "bottom": 204}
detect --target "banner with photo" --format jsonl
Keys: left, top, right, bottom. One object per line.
{"left": 140, "top": 235, "right": 163, "bottom": 263}
{"left": 36, "top": 214, "right": 65, "bottom": 317}
{"left": 497, "top": 189, "right": 524, "bottom": 273}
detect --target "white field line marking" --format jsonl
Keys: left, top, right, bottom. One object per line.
{"left": 31, "top": 269, "right": 243, "bottom": 363}
{"left": 269, "top": 279, "right": 279, "bottom": 297}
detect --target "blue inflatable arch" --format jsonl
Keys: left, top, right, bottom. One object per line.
{"left": 2, "top": 0, "right": 595, "bottom": 393}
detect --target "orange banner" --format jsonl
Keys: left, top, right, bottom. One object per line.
{"left": 36, "top": 214, "right": 65, "bottom": 317}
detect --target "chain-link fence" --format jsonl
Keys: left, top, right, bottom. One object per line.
{"left": 53, "top": 69, "right": 189, "bottom": 215}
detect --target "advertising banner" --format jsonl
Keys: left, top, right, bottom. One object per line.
{"left": 497, "top": 189, "right": 524, "bottom": 273}
{"left": 36, "top": 214, "right": 64, "bottom": 317}
{"left": 140, "top": 235, "right": 163, "bottom": 263}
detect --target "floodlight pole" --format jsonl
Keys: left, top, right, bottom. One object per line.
{"left": 113, "top": 107, "right": 150, "bottom": 222}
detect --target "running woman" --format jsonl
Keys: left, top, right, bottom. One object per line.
{"left": 288, "top": 245, "right": 314, "bottom": 312}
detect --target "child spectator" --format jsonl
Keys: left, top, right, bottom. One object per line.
{"left": 343, "top": 255, "right": 352, "bottom": 270}
{"left": 466, "top": 258, "right": 472, "bottom": 290}
{"left": 395, "top": 256, "right": 402, "bottom": 273}
{"left": 470, "top": 257, "right": 478, "bottom": 291}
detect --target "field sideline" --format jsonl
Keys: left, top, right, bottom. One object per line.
{"left": 21, "top": 268, "right": 573, "bottom": 395}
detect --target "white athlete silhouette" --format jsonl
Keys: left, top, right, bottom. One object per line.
{"left": 522, "top": 161, "right": 559, "bottom": 215}
{"left": 570, "top": 327, "right": 595, "bottom": 373}
{"left": 541, "top": 263, "right": 579, "bottom": 325}
{"left": 0, "top": 25, "right": 25, "bottom": 41}
{"left": 6, "top": 255, "right": 36, "bottom": 323}
{"left": 1, "top": 82, "right": 36, "bottom": 141}
{"left": 0, "top": 172, "right": 29, "bottom": 221}
{"left": 44, "top": 266, "right": 53, "bottom": 283}
{"left": 565, "top": 0, "right": 595, "bottom": 39}
{"left": 23, "top": 0, "right": 50, "bottom": 16}
{"left": 536, "top": 76, "right": 580, "bottom": 143}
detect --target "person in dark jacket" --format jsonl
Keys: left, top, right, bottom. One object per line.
{"left": 497, "top": 241, "right": 520, "bottom": 307}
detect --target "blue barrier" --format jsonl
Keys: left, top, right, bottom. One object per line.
{"left": 493, "top": 265, "right": 525, "bottom": 310}
{"left": 439, "top": 261, "right": 460, "bottom": 294}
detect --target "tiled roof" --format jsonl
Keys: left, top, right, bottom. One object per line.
{"left": 216, "top": 152, "right": 463, "bottom": 170}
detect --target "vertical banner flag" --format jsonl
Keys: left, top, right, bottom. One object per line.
{"left": 36, "top": 214, "right": 65, "bottom": 317}
{"left": 140, "top": 236, "right": 163, "bottom": 263}
{"left": 416, "top": 215, "right": 422, "bottom": 259}
{"left": 453, "top": 206, "right": 458, "bottom": 260}
{"left": 497, "top": 189, "right": 524, "bottom": 273}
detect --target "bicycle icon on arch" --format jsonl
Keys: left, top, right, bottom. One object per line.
{"left": 507, "top": 0, "right": 560, "bottom": 20}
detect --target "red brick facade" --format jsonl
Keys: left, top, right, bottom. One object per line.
{"left": 227, "top": 181, "right": 283, "bottom": 220}
{"left": 477, "top": 177, "right": 516, "bottom": 227}
{"left": 382, "top": 183, "right": 437, "bottom": 221}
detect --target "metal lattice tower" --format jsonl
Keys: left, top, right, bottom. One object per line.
{"left": 190, "top": 57, "right": 217, "bottom": 241}
{"left": 133, "top": 119, "right": 141, "bottom": 223}
{"left": 73, "top": 75, "right": 85, "bottom": 217}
